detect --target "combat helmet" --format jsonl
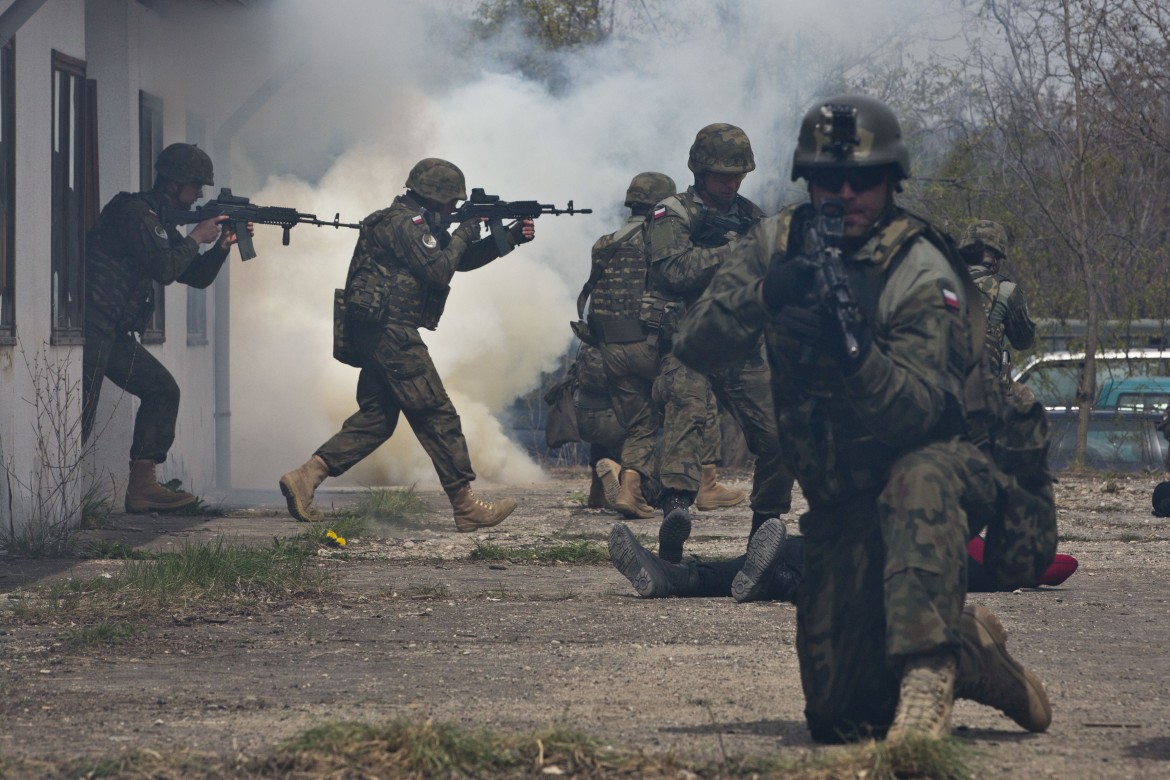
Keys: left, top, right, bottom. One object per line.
{"left": 405, "top": 158, "right": 467, "bottom": 203}
{"left": 624, "top": 172, "right": 677, "bottom": 208}
{"left": 960, "top": 220, "right": 1008, "bottom": 259}
{"left": 791, "top": 95, "right": 910, "bottom": 182}
{"left": 688, "top": 123, "right": 756, "bottom": 175}
{"left": 155, "top": 143, "right": 214, "bottom": 186}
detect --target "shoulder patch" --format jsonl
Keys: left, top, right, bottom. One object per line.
{"left": 154, "top": 225, "right": 168, "bottom": 240}
{"left": 940, "top": 283, "right": 961, "bottom": 311}
{"left": 411, "top": 214, "right": 425, "bottom": 225}
{"left": 421, "top": 233, "right": 438, "bottom": 249}
{"left": 653, "top": 206, "right": 668, "bottom": 220}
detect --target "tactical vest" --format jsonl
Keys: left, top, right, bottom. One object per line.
{"left": 344, "top": 206, "right": 451, "bottom": 331}
{"left": 85, "top": 191, "right": 165, "bottom": 333}
{"left": 587, "top": 219, "right": 649, "bottom": 343}
{"left": 969, "top": 266, "right": 1016, "bottom": 380}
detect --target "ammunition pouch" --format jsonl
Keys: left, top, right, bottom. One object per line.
{"left": 589, "top": 316, "right": 645, "bottom": 345}
{"left": 345, "top": 273, "right": 387, "bottom": 323}
{"left": 638, "top": 293, "right": 684, "bottom": 341}
{"left": 418, "top": 285, "right": 450, "bottom": 331}
{"left": 332, "top": 288, "right": 362, "bottom": 367}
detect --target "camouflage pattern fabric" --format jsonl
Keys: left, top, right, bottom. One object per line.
{"left": 688, "top": 123, "right": 756, "bottom": 174}
{"left": 647, "top": 187, "right": 793, "bottom": 513}
{"left": 83, "top": 188, "right": 230, "bottom": 459}
{"left": 82, "top": 329, "right": 181, "bottom": 462}
{"left": 960, "top": 220, "right": 1008, "bottom": 258}
{"left": 968, "top": 265, "right": 1036, "bottom": 381}
{"left": 675, "top": 203, "right": 985, "bottom": 739}
{"left": 575, "top": 344, "right": 625, "bottom": 453}
{"left": 315, "top": 320, "right": 475, "bottom": 491}
{"left": 315, "top": 194, "right": 511, "bottom": 490}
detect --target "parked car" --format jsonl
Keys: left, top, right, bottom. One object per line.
{"left": 1012, "top": 349, "right": 1170, "bottom": 410}
{"left": 1046, "top": 408, "right": 1168, "bottom": 472}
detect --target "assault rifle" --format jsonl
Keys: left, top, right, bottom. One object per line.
{"left": 692, "top": 205, "right": 759, "bottom": 245}
{"left": 449, "top": 187, "right": 592, "bottom": 255}
{"left": 164, "top": 188, "right": 361, "bottom": 261}
{"left": 800, "top": 198, "right": 864, "bottom": 360}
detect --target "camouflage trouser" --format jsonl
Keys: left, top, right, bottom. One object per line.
{"left": 82, "top": 325, "right": 180, "bottom": 463}
{"left": 601, "top": 340, "right": 717, "bottom": 496}
{"left": 708, "top": 350, "right": 794, "bottom": 516}
{"left": 315, "top": 321, "right": 474, "bottom": 493}
{"left": 576, "top": 399, "right": 626, "bottom": 457}
{"left": 795, "top": 438, "right": 995, "bottom": 742}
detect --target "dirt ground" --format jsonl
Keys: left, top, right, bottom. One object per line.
{"left": 1, "top": 468, "right": 1169, "bottom": 778}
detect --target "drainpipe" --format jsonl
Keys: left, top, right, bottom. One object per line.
{"left": 211, "top": 55, "right": 307, "bottom": 491}
{"left": 0, "top": 0, "right": 48, "bottom": 44}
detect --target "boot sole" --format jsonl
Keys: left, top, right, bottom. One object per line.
{"left": 966, "top": 605, "right": 1052, "bottom": 732}
{"left": 279, "top": 477, "right": 322, "bottom": 523}
{"left": 613, "top": 501, "right": 657, "bottom": 519}
{"left": 658, "top": 509, "right": 691, "bottom": 564}
{"left": 595, "top": 459, "right": 622, "bottom": 508}
{"left": 608, "top": 524, "right": 666, "bottom": 598}
{"left": 125, "top": 497, "right": 198, "bottom": 513}
{"left": 731, "top": 519, "right": 787, "bottom": 603}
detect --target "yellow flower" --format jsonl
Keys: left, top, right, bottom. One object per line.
{"left": 336, "top": 537, "right": 347, "bottom": 547}
{"left": 326, "top": 530, "right": 338, "bottom": 540}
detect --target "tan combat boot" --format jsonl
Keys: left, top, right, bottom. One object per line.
{"left": 886, "top": 651, "right": 957, "bottom": 741}
{"left": 279, "top": 455, "right": 329, "bottom": 522}
{"left": 694, "top": 464, "right": 746, "bottom": 511}
{"left": 956, "top": 604, "right": 1052, "bottom": 733}
{"left": 613, "top": 469, "right": 656, "bottom": 519}
{"left": 594, "top": 458, "right": 622, "bottom": 509}
{"left": 449, "top": 485, "right": 517, "bottom": 532}
{"left": 125, "top": 459, "right": 198, "bottom": 513}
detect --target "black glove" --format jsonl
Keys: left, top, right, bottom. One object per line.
{"left": 774, "top": 305, "right": 825, "bottom": 343}
{"left": 761, "top": 257, "right": 817, "bottom": 313}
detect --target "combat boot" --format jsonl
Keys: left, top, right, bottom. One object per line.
{"left": 658, "top": 492, "right": 693, "bottom": 564}
{"left": 608, "top": 523, "right": 699, "bottom": 598}
{"left": 613, "top": 468, "right": 656, "bottom": 519}
{"left": 956, "top": 604, "right": 1052, "bottom": 732}
{"left": 694, "top": 464, "right": 746, "bottom": 511}
{"left": 448, "top": 484, "right": 517, "bottom": 532}
{"left": 125, "top": 460, "right": 198, "bottom": 513}
{"left": 594, "top": 458, "right": 622, "bottom": 509}
{"left": 731, "top": 518, "right": 788, "bottom": 603}
{"left": 279, "top": 455, "right": 329, "bottom": 522}
{"left": 886, "top": 651, "right": 957, "bottom": 741}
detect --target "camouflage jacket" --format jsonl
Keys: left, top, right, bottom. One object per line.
{"left": 646, "top": 187, "right": 764, "bottom": 306}
{"left": 85, "top": 189, "right": 229, "bottom": 335}
{"left": 343, "top": 192, "right": 508, "bottom": 330}
{"left": 588, "top": 214, "right": 647, "bottom": 323}
{"left": 968, "top": 264, "right": 1035, "bottom": 380}
{"left": 675, "top": 203, "right": 972, "bottom": 506}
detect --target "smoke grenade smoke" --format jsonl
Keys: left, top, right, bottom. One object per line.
{"left": 214, "top": 0, "right": 955, "bottom": 489}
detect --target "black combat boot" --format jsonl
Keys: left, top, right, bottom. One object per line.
{"left": 658, "top": 491, "right": 693, "bottom": 564}
{"left": 608, "top": 523, "right": 699, "bottom": 598}
{"left": 732, "top": 518, "right": 788, "bottom": 602}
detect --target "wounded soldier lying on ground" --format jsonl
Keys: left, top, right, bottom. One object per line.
{"left": 608, "top": 517, "right": 1078, "bottom": 602}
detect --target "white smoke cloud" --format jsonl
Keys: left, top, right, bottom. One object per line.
{"left": 219, "top": 0, "right": 966, "bottom": 489}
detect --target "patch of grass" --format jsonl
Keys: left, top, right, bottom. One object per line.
{"left": 7, "top": 718, "right": 979, "bottom": 779}
{"left": 11, "top": 537, "right": 329, "bottom": 619}
{"left": 568, "top": 489, "right": 588, "bottom": 505}
{"left": 84, "top": 539, "right": 152, "bottom": 560}
{"left": 1059, "top": 533, "right": 1093, "bottom": 542}
{"left": 60, "top": 621, "right": 141, "bottom": 652}
{"left": 1117, "top": 533, "right": 1144, "bottom": 542}
{"left": 159, "top": 479, "right": 224, "bottom": 516}
{"left": 470, "top": 539, "right": 609, "bottom": 564}
{"left": 339, "top": 486, "right": 434, "bottom": 529}
{"left": 80, "top": 480, "right": 117, "bottom": 530}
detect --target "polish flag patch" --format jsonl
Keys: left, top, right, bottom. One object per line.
{"left": 653, "top": 206, "right": 668, "bottom": 220}
{"left": 411, "top": 214, "right": 425, "bottom": 225}
{"left": 942, "top": 287, "right": 960, "bottom": 310}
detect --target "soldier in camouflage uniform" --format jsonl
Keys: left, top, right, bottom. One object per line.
{"left": 583, "top": 172, "right": 744, "bottom": 520}
{"left": 279, "top": 159, "right": 534, "bottom": 532}
{"left": 645, "top": 124, "right": 793, "bottom": 563}
{"left": 674, "top": 96, "right": 1052, "bottom": 742}
{"left": 960, "top": 220, "right": 1037, "bottom": 406}
{"left": 84, "top": 143, "right": 252, "bottom": 513}
{"left": 572, "top": 343, "right": 625, "bottom": 509}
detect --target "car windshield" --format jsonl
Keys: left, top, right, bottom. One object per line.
{"left": 1019, "top": 355, "right": 1170, "bottom": 409}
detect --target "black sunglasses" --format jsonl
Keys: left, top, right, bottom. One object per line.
{"left": 808, "top": 166, "right": 887, "bottom": 193}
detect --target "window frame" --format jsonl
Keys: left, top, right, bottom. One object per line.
{"left": 138, "top": 90, "right": 165, "bottom": 345}
{"left": 0, "top": 41, "right": 15, "bottom": 345}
